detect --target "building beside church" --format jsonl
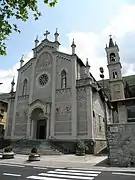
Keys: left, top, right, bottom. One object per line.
{"left": 0, "top": 99, "right": 8, "bottom": 138}
{"left": 99, "top": 36, "right": 135, "bottom": 124}
{"left": 4, "top": 29, "right": 113, "bottom": 154}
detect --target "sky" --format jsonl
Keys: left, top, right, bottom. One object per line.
{"left": 0, "top": 0, "right": 135, "bottom": 93}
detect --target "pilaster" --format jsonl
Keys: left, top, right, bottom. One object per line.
{"left": 27, "top": 59, "right": 36, "bottom": 138}
{"left": 50, "top": 53, "right": 57, "bottom": 137}
{"left": 11, "top": 72, "right": 20, "bottom": 138}
{"left": 4, "top": 94, "right": 12, "bottom": 138}
{"left": 29, "top": 59, "right": 36, "bottom": 103}
{"left": 71, "top": 55, "right": 77, "bottom": 139}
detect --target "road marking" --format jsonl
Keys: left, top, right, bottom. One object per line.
{"left": 26, "top": 168, "right": 101, "bottom": 180}
{"left": 0, "top": 163, "right": 25, "bottom": 168}
{"left": 112, "top": 172, "right": 135, "bottom": 176}
{"left": 27, "top": 176, "right": 67, "bottom": 180}
{"left": 56, "top": 168, "right": 101, "bottom": 174}
{"left": 33, "top": 167, "right": 47, "bottom": 170}
{"left": 3, "top": 173, "right": 21, "bottom": 177}
{"left": 38, "top": 173, "right": 94, "bottom": 179}
{"left": 48, "top": 170, "right": 99, "bottom": 177}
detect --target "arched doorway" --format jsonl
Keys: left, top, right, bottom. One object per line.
{"left": 31, "top": 108, "right": 47, "bottom": 139}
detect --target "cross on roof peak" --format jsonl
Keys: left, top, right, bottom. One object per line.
{"left": 44, "top": 30, "right": 50, "bottom": 39}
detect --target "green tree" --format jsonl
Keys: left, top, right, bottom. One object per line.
{"left": 0, "top": 0, "right": 57, "bottom": 55}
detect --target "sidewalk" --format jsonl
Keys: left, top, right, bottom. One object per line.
{"left": 0, "top": 154, "right": 135, "bottom": 172}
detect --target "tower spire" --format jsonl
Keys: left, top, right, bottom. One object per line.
{"left": 35, "top": 35, "right": 39, "bottom": 47}
{"left": 86, "top": 58, "right": 90, "bottom": 77}
{"left": 20, "top": 55, "right": 24, "bottom": 68}
{"left": 109, "top": 34, "right": 115, "bottom": 48}
{"left": 54, "top": 28, "right": 59, "bottom": 42}
{"left": 11, "top": 76, "right": 15, "bottom": 93}
{"left": 71, "top": 39, "right": 76, "bottom": 55}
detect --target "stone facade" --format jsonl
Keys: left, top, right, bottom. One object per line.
{"left": 5, "top": 30, "right": 112, "bottom": 154}
{"left": 108, "top": 123, "right": 135, "bottom": 167}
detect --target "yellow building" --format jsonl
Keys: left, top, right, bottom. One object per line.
{"left": 0, "top": 100, "right": 8, "bottom": 138}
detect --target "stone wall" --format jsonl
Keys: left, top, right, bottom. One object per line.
{"left": 108, "top": 123, "right": 135, "bottom": 167}
{"left": 33, "top": 51, "right": 53, "bottom": 102}
{"left": 77, "top": 87, "right": 87, "bottom": 136}
{"left": 92, "top": 91, "right": 106, "bottom": 139}
{"left": 55, "top": 89, "right": 72, "bottom": 137}
{"left": 14, "top": 96, "right": 29, "bottom": 137}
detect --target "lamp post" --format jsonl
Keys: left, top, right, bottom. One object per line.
{"left": 99, "top": 67, "right": 109, "bottom": 160}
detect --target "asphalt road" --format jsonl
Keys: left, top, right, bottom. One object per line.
{"left": 0, "top": 164, "right": 135, "bottom": 180}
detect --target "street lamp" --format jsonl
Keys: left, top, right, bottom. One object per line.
{"left": 99, "top": 67, "right": 109, "bottom": 160}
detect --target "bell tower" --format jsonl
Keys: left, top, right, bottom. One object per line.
{"left": 105, "top": 35, "right": 125, "bottom": 101}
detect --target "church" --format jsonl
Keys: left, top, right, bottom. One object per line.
{"left": 4, "top": 29, "right": 114, "bottom": 154}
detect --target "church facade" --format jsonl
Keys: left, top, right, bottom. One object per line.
{"left": 5, "top": 30, "right": 112, "bottom": 153}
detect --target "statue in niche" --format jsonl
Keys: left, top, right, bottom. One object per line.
{"left": 110, "top": 53, "right": 116, "bottom": 62}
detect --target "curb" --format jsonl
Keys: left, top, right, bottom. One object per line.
{"left": 0, "top": 161, "right": 135, "bottom": 172}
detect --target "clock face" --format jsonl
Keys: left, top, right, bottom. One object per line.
{"left": 38, "top": 74, "right": 49, "bottom": 86}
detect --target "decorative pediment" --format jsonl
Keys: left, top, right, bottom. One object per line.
{"left": 29, "top": 99, "right": 51, "bottom": 116}
{"left": 29, "top": 99, "right": 45, "bottom": 107}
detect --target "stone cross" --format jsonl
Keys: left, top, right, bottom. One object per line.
{"left": 44, "top": 30, "right": 50, "bottom": 39}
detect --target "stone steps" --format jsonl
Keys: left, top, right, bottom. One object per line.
{"left": 11, "top": 140, "right": 62, "bottom": 155}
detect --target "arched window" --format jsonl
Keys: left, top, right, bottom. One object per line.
{"left": 110, "top": 53, "right": 116, "bottom": 62}
{"left": 61, "top": 70, "right": 67, "bottom": 89}
{"left": 113, "top": 72, "right": 118, "bottom": 79}
{"left": 22, "top": 79, "right": 28, "bottom": 95}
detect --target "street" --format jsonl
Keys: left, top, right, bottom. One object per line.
{"left": 0, "top": 164, "right": 135, "bottom": 180}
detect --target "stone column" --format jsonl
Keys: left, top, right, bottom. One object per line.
{"left": 86, "top": 83, "right": 93, "bottom": 139}
{"left": 50, "top": 53, "right": 57, "bottom": 137}
{"left": 71, "top": 55, "right": 77, "bottom": 139}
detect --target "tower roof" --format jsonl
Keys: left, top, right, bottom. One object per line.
{"left": 109, "top": 35, "right": 115, "bottom": 48}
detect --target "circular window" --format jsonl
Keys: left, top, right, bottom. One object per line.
{"left": 39, "top": 74, "right": 49, "bottom": 86}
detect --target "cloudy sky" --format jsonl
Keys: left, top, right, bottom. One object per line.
{"left": 0, "top": 0, "right": 135, "bottom": 93}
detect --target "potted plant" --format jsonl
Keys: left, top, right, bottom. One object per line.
{"left": 28, "top": 147, "right": 40, "bottom": 161}
{"left": 76, "top": 140, "right": 88, "bottom": 156}
{"left": 2, "top": 145, "right": 14, "bottom": 159}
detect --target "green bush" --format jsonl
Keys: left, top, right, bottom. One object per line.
{"left": 76, "top": 140, "right": 88, "bottom": 152}
{"left": 31, "top": 147, "right": 38, "bottom": 154}
{"left": 4, "top": 146, "right": 13, "bottom": 153}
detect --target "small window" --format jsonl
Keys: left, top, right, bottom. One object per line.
{"left": 98, "top": 115, "right": 102, "bottom": 131}
{"left": 127, "top": 105, "right": 135, "bottom": 122}
{"left": 22, "top": 79, "right": 28, "bottom": 95}
{"left": 61, "top": 70, "right": 67, "bottom": 89}
{"left": 93, "top": 110, "right": 95, "bottom": 118}
{"left": 1, "top": 109, "right": 4, "bottom": 114}
{"left": 113, "top": 72, "right": 118, "bottom": 79}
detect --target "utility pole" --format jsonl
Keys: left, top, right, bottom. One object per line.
{"left": 99, "top": 67, "right": 110, "bottom": 161}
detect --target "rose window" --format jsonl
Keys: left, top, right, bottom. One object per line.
{"left": 39, "top": 74, "right": 49, "bottom": 86}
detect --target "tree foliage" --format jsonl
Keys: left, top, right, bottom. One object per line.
{"left": 0, "top": 0, "right": 57, "bottom": 55}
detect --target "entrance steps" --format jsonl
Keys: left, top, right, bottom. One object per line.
{"left": 11, "top": 140, "right": 62, "bottom": 155}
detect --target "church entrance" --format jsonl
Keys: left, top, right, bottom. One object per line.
{"left": 36, "top": 119, "right": 47, "bottom": 139}
{"left": 31, "top": 108, "right": 48, "bottom": 140}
